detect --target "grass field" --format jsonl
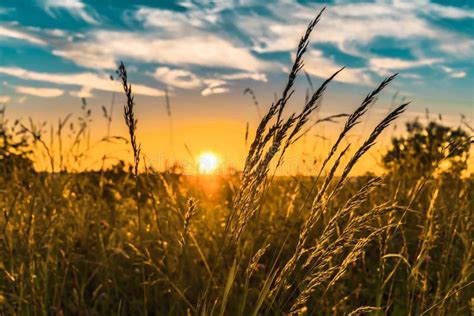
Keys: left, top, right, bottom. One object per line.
{"left": 0, "top": 9, "right": 473, "bottom": 316}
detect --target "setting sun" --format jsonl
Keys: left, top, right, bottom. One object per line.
{"left": 197, "top": 152, "right": 220, "bottom": 174}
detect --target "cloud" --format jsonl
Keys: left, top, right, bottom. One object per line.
{"left": 69, "top": 86, "right": 93, "bottom": 98}
{"left": 412, "top": 2, "right": 474, "bottom": 19}
{"left": 16, "top": 85, "right": 64, "bottom": 97}
{"left": 236, "top": 1, "right": 473, "bottom": 60}
{"left": 238, "top": 3, "right": 435, "bottom": 54}
{"left": 47, "top": 5, "right": 268, "bottom": 72}
{"left": 41, "top": 0, "right": 99, "bottom": 25}
{"left": 304, "top": 50, "right": 374, "bottom": 86}
{"left": 438, "top": 40, "right": 474, "bottom": 58}
{"left": 153, "top": 67, "right": 202, "bottom": 89}
{"left": 450, "top": 72, "right": 467, "bottom": 79}
{"left": 0, "top": 25, "right": 47, "bottom": 45}
{"left": 3, "top": 0, "right": 472, "bottom": 97}
{"left": 204, "top": 79, "right": 226, "bottom": 89}
{"left": 370, "top": 57, "right": 441, "bottom": 69}
{"left": 133, "top": 6, "right": 217, "bottom": 32}
{"left": 45, "top": 29, "right": 67, "bottom": 37}
{"left": 151, "top": 66, "right": 268, "bottom": 92}
{"left": 52, "top": 31, "right": 268, "bottom": 72}
{"left": 0, "top": 67, "right": 164, "bottom": 97}
{"left": 201, "top": 87, "right": 229, "bottom": 96}
{"left": 0, "top": 96, "right": 11, "bottom": 104}
{"left": 220, "top": 72, "right": 267, "bottom": 82}
{"left": 201, "top": 86, "right": 229, "bottom": 96}
{"left": 400, "top": 73, "right": 422, "bottom": 80}
{"left": 441, "top": 66, "right": 467, "bottom": 78}
{"left": 201, "top": 79, "right": 229, "bottom": 96}
{"left": 369, "top": 57, "right": 442, "bottom": 76}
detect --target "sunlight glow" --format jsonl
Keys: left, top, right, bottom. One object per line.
{"left": 197, "top": 152, "right": 220, "bottom": 174}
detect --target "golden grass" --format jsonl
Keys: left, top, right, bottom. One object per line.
{"left": 0, "top": 8, "right": 472, "bottom": 316}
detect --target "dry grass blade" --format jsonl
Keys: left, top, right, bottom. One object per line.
{"left": 244, "top": 88, "right": 262, "bottom": 118}
{"left": 231, "top": 7, "right": 326, "bottom": 242}
{"left": 319, "top": 74, "right": 398, "bottom": 177}
{"left": 117, "top": 61, "right": 147, "bottom": 312}
{"left": 179, "top": 198, "right": 198, "bottom": 249}
{"left": 276, "top": 7, "right": 326, "bottom": 122}
{"left": 292, "top": 113, "right": 350, "bottom": 144}
{"left": 332, "top": 102, "right": 409, "bottom": 195}
{"left": 275, "top": 67, "right": 344, "bottom": 169}
{"left": 346, "top": 306, "right": 383, "bottom": 315}
{"left": 117, "top": 61, "right": 141, "bottom": 178}
{"left": 246, "top": 242, "right": 271, "bottom": 279}
{"left": 270, "top": 144, "right": 352, "bottom": 300}
{"left": 271, "top": 81, "right": 408, "bottom": 310}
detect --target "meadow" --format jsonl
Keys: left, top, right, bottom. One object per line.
{"left": 0, "top": 9, "right": 473, "bottom": 316}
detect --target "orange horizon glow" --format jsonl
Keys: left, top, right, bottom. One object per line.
{"left": 11, "top": 110, "right": 473, "bottom": 176}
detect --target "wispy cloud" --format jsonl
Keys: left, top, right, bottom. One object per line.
{"left": 220, "top": 72, "right": 267, "bottom": 82}
{"left": 41, "top": 0, "right": 99, "bottom": 25}
{"left": 0, "top": 0, "right": 472, "bottom": 99}
{"left": 440, "top": 66, "right": 467, "bottom": 78}
{"left": 304, "top": 50, "right": 374, "bottom": 86}
{"left": 16, "top": 85, "right": 64, "bottom": 97}
{"left": 369, "top": 57, "right": 442, "bottom": 76}
{"left": 370, "top": 57, "right": 442, "bottom": 69}
{"left": 400, "top": 73, "right": 422, "bottom": 80}
{"left": 133, "top": 6, "right": 217, "bottom": 32}
{"left": 201, "top": 79, "right": 229, "bottom": 96}
{"left": 438, "top": 40, "right": 474, "bottom": 58}
{"left": 237, "top": 3, "right": 433, "bottom": 54}
{"left": 152, "top": 67, "right": 202, "bottom": 90}
{"left": 0, "top": 25, "right": 47, "bottom": 45}
{"left": 411, "top": 2, "right": 474, "bottom": 19}
{"left": 47, "top": 4, "right": 269, "bottom": 72}
{"left": 69, "top": 86, "right": 93, "bottom": 98}
{"left": 150, "top": 67, "right": 268, "bottom": 91}
{"left": 237, "top": 1, "right": 473, "bottom": 61}
{"left": 53, "top": 31, "right": 268, "bottom": 72}
{"left": 0, "top": 67, "right": 164, "bottom": 97}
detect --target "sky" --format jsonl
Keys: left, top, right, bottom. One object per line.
{"left": 0, "top": 0, "right": 473, "bottom": 173}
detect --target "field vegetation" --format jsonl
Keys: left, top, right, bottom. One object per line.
{"left": 0, "top": 9, "right": 472, "bottom": 316}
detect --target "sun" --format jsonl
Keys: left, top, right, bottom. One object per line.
{"left": 197, "top": 152, "right": 220, "bottom": 174}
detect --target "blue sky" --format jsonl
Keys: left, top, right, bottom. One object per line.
{"left": 0, "top": 0, "right": 472, "bottom": 173}
{"left": 0, "top": 0, "right": 472, "bottom": 123}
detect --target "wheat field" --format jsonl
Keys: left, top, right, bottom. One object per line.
{"left": 0, "top": 8, "right": 473, "bottom": 316}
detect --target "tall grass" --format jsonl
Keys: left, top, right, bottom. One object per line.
{"left": 0, "top": 7, "right": 472, "bottom": 316}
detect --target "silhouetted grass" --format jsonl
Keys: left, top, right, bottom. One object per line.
{"left": 0, "top": 8, "right": 472, "bottom": 316}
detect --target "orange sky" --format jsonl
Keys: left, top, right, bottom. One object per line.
{"left": 8, "top": 92, "right": 471, "bottom": 176}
